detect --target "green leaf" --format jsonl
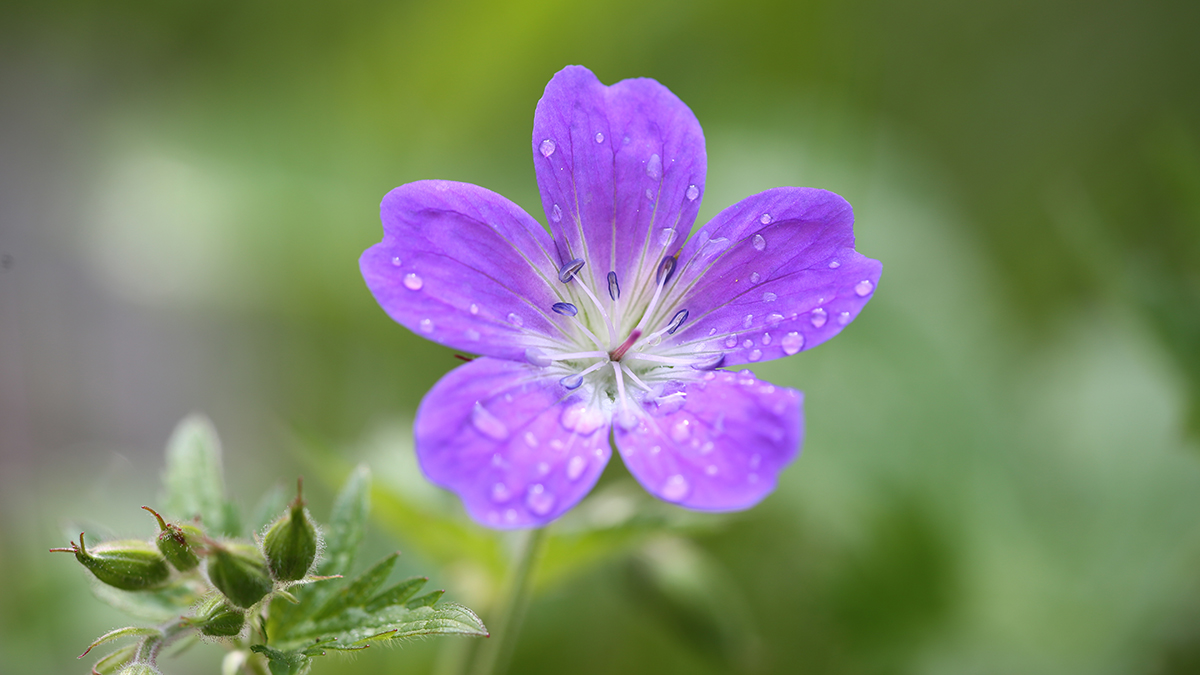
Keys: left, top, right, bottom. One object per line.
{"left": 364, "top": 576, "right": 427, "bottom": 612}
{"left": 319, "top": 464, "right": 371, "bottom": 578}
{"left": 161, "top": 414, "right": 239, "bottom": 536}
{"left": 311, "top": 552, "right": 398, "bottom": 620}
{"left": 91, "top": 644, "right": 137, "bottom": 675}
{"left": 404, "top": 589, "right": 444, "bottom": 609}
{"left": 250, "top": 645, "right": 312, "bottom": 675}
{"left": 80, "top": 626, "right": 160, "bottom": 658}
{"left": 276, "top": 601, "right": 488, "bottom": 650}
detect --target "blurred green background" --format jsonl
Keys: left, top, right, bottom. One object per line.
{"left": 2, "top": 0, "right": 1200, "bottom": 673}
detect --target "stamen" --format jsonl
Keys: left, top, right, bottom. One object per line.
{"left": 570, "top": 274, "right": 618, "bottom": 346}
{"left": 560, "top": 360, "right": 608, "bottom": 390}
{"left": 622, "top": 367, "right": 654, "bottom": 392}
{"left": 666, "top": 309, "right": 689, "bottom": 334}
{"left": 655, "top": 255, "right": 678, "bottom": 286}
{"left": 622, "top": 352, "right": 694, "bottom": 365}
{"left": 525, "top": 348, "right": 553, "bottom": 367}
{"left": 609, "top": 329, "right": 642, "bottom": 362}
{"left": 607, "top": 271, "right": 620, "bottom": 300}
{"left": 558, "top": 258, "right": 586, "bottom": 283}
{"left": 612, "top": 362, "right": 635, "bottom": 428}
{"left": 547, "top": 350, "right": 609, "bottom": 360}
{"left": 690, "top": 353, "right": 726, "bottom": 370}
{"left": 566, "top": 315, "right": 606, "bottom": 351}
{"left": 552, "top": 302, "right": 578, "bottom": 316}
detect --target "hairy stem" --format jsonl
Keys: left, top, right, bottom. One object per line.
{"left": 468, "top": 527, "right": 548, "bottom": 675}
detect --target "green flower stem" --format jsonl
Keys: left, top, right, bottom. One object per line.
{"left": 469, "top": 527, "right": 548, "bottom": 675}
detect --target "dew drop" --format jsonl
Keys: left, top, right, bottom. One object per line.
{"left": 403, "top": 272, "right": 423, "bottom": 291}
{"left": 762, "top": 291, "right": 777, "bottom": 302}
{"left": 686, "top": 184, "right": 700, "bottom": 201}
{"left": 701, "top": 441, "right": 715, "bottom": 454}
{"left": 491, "top": 483, "right": 511, "bottom": 503}
{"left": 752, "top": 233, "right": 766, "bottom": 251}
{"left": 838, "top": 311, "right": 851, "bottom": 325}
{"left": 781, "top": 331, "right": 804, "bottom": 355}
{"left": 615, "top": 409, "right": 638, "bottom": 431}
{"left": 471, "top": 403, "right": 509, "bottom": 440}
{"left": 705, "top": 465, "right": 719, "bottom": 476}
{"left": 525, "top": 348, "right": 551, "bottom": 367}
{"left": 567, "top": 455, "right": 587, "bottom": 481}
{"left": 505, "top": 509, "right": 519, "bottom": 523}
{"left": 507, "top": 312, "right": 524, "bottom": 327}
{"left": 419, "top": 318, "right": 434, "bottom": 333}
{"left": 550, "top": 203, "right": 562, "bottom": 223}
{"left": 762, "top": 333, "right": 771, "bottom": 345}
{"left": 465, "top": 329, "right": 480, "bottom": 341}
{"left": 559, "top": 373, "right": 583, "bottom": 390}
{"left": 539, "top": 138, "right": 556, "bottom": 158}
{"left": 561, "top": 403, "right": 606, "bottom": 434}
{"left": 767, "top": 312, "right": 785, "bottom": 325}
{"left": 645, "top": 188, "right": 655, "bottom": 200}
{"left": 526, "top": 484, "right": 556, "bottom": 516}
{"left": 594, "top": 132, "right": 604, "bottom": 143}
{"left": 661, "top": 475, "right": 690, "bottom": 501}
{"left": 646, "top": 153, "right": 662, "bottom": 179}
{"left": 659, "top": 228, "right": 677, "bottom": 246}
{"left": 749, "top": 349, "right": 763, "bottom": 361}
{"left": 671, "top": 419, "right": 692, "bottom": 442}
{"left": 390, "top": 256, "right": 402, "bottom": 266}
{"left": 724, "top": 335, "right": 738, "bottom": 348}
{"left": 750, "top": 271, "right": 761, "bottom": 284}
{"left": 810, "top": 308, "right": 827, "bottom": 328}
{"left": 749, "top": 453, "right": 762, "bottom": 469}
{"left": 759, "top": 213, "right": 772, "bottom": 225}
{"left": 536, "top": 461, "right": 550, "bottom": 477}
{"left": 704, "top": 237, "right": 730, "bottom": 256}
{"left": 709, "top": 327, "right": 717, "bottom": 336}
{"left": 743, "top": 339, "right": 753, "bottom": 348}
{"left": 828, "top": 260, "right": 840, "bottom": 268}
{"left": 651, "top": 445, "right": 661, "bottom": 455}
{"left": 855, "top": 279, "right": 874, "bottom": 296}
{"left": 524, "top": 431, "right": 538, "bottom": 448}
{"left": 743, "top": 314, "right": 754, "bottom": 329}
{"left": 469, "top": 303, "right": 479, "bottom": 315}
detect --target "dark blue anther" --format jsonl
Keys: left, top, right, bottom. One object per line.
{"left": 552, "top": 302, "right": 579, "bottom": 317}
{"left": 558, "top": 258, "right": 586, "bottom": 283}
{"left": 607, "top": 271, "right": 620, "bottom": 300}
{"left": 666, "top": 309, "right": 689, "bottom": 334}
{"left": 655, "top": 255, "right": 677, "bottom": 286}
{"left": 690, "top": 354, "right": 725, "bottom": 371}
{"left": 559, "top": 374, "right": 584, "bottom": 390}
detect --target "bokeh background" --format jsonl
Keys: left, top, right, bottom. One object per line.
{"left": 3, "top": 0, "right": 1200, "bottom": 673}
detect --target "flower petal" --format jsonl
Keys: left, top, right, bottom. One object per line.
{"left": 614, "top": 370, "right": 803, "bottom": 510}
{"left": 532, "top": 65, "right": 707, "bottom": 296}
{"left": 415, "top": 356, "right": 613, "bottom": 529}
{"left": 664, "top": 187, "right": 881, "bottom": 366}
{"left": 361, "top": 180, "right": 571, "bottom": 361}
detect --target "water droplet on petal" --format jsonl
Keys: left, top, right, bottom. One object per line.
{"left": 762, "top": 292, "right": 777, "bottom": 302}
{"left": 750, "top": 453, "right": 761, "bottom": 469}
{"left": 704, "top": 237, "right": 730, "bottom": 257}
{"left": 855, "top": 279, "right": 874, "bottom": 296}
{"left": 536, "top": 461, "right": 550, "bottom": 477}
{"left": 706, "top": 465, "right": 719, "bottom": 476}
{"left": 752, "top": 233, "right": 766, "bottom": 251}
{"left": 724, "top": 335, "right": 737, "bottom": 348}
{"left": 759, "top": 213, "right": 772, "bottom": 225}
{"left": 469, "top": 303, "right": 479, "bottom": 315}
{"left": 646, "top": 153, "right": 662, "bottom": 179}
{"left": 838, "top": 311, "right": 851, "bottom": 325}
{"left": 749, "top": 349, "right": 763, "bottom": 361}
{"left": 828, "top": 260, "right": 840, "bottom": 268}
{"left": 559, "top": 373, "right": 584, "bottom": 390}
{"left": 567, "top": 455, "right": 588, "bottom": 480}
{"left": 686, "top": 184, "right": 700, "bottom": 201}
{"left": 491, "top": 483, "right": 511, "bottom": 503}
{"left": 781, "top": 331, "right": 804, "bottom": 355}
{"left": 743, "top": 339, "right": 753, "bottom": 348}
{"left": 419, "top": 318, "right": 434, "bottom": 333}
{"left": 465, "top": 329, "right": 480, "bottom": 341}
{"left": 767, "top": 312, "right": 785, "bottom": 325}
{"left": 403, "top": 272, "right": 423, "bottom": 290}
{"left": 551, "top": 203, "right": 562, "bottom": 222}
{"left": 595, "top": 132, "right": 604, "bottom": 143}
{"left": 743, "top": 314, "right": 754, "bottom": 329}
{"left": 671, "top": 419, "right": 691, "bottom": 442}
{"left": 750, "top": 271, "right": 761, "bottom": 284}
{"left": 645, "top": 188, "right": 655, "bottom": 201}
{"left": 659, "top": 228, "right": 677, "bottom": 246}
{"left": 539, "top": 138, "right": 556, "bottom": 158}
{"left": 615, "top": 408, "right": 638, "bottom": 430}
{"left": 762, "top": 333, "right": 771, "bottom": 345}
{"left": 709, "top": 327, "right": 717, "bottom": 336}
{"left": 505, "top": 508, "right": 519, "bottom": 523}
{"left": 390, "top": 256, "right": 402, "bottom": 266}
{"left": 525, "top": 348, "right": 551, "bottom": 367}
{"left": 526, "top": 484, "right": 556, "bottom": 515}
{"left": 661, "top": 474, "right": 690, "bottom": 501}
{"left": 524, "top": 431, "right": 538, "bottom": 448}
{"left": 507, "top": 312, "right": 524, "bottom": 327}
{"left": 471, "top": 403, "right": 509, "bottom": 440}
{"left": 810, "top": 308, "right": 827, "bottom": 328}
{"left": 561, "top": 403, "right": 607, "bottom": 434}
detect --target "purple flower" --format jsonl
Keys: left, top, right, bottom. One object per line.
{"left": 360, "top": 66, "right": 881, "bottom": 529}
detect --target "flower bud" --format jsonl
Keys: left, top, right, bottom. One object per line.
{"left": 261, "top": 479, "right": 318, "bottom": 581}
{"left": 142, "top": 507, "right": 201, "bottom": 572}
{"left": 192, "top": 595, "right": 246, "bottom": 637}
{"left": 51, "top": 533, "right": 170, "bottom": 591}
{"left": 206, "top": 542, "right": 273, "bottom": 608}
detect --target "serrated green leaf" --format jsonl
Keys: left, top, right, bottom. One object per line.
{"left": 364, "top": 576, "right": 427, "bottom": 612}
{"left": 276, "top": 601, "right": 488, "bottom": 649}
{"left": 80, "top": 626, "right": 161, "bottom": 658}
{"left": 312, "top": 552, "right": 397, "bottom": 620}
{"left": 404, "top": 589, "right": 444, "bottom": 609}
{"left": 91, "top": 644, "right": 137, "bottom": 675}
{"left": 251, "top": 645, "right": 311, "bottom": 675}
{"left": 92, "top": 578, "right": 205, "bottom": 621}
{"left": 161, "top": 414, "right": 238, "bottom": 536}
{"left": 320, "top": 465, "right": 370, "bottom": 578}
